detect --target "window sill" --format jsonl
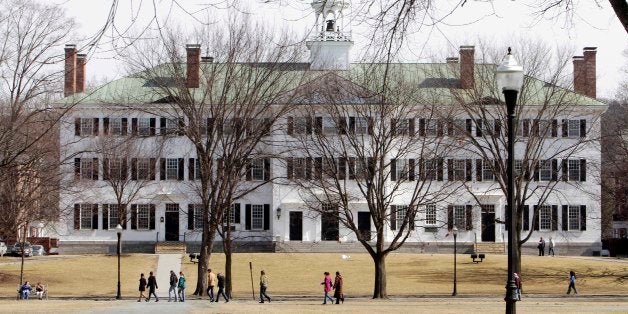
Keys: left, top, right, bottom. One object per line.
{"left": 424, "top": 226, "right": 438, "bottom": 233}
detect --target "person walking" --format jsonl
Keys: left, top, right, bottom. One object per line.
{"left": 538, "top": 237, "right": 545, "bottom": 256}
{"left": 168, "top": 270, "right": 178, "bottom": 302}
{"left": 548, "top": 237, "right": 556, "bottom": 256}
{"left": 321, "top": 272, "right": 334, "bottom": 304}
{"left": 215, "top": 273, "right": 229, "bottom": 303}
{"left": 259, "top": 270, "right": 271, "bottom": 303}
{"left": 207, "top": 268, "right": 217, "bottom": 302}
{"left": 146, "top": 271, "right": 159, "bottom": 302}
{"left": 137, "top": 273, "right": 147, "bottom": 302}
{"left": 178, "top": 271, "right": 186, "bottom": 302}
{"left": 567, "top": 271, "right": 578, "bottom": 295}
{"left": 514, "top": 272, "right": 522, "bottom": 301}
{"left": 333, "top": 271, "right": 344, "bottom": 304}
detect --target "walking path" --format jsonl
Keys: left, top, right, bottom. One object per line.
{"left": 154, "top": 254, "right": 182, "bottom": 299}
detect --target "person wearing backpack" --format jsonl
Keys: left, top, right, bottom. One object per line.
{"left": 178, "top": 271, "right": 187, "bottom": 302}
{"left": 168, "top": 270, "right": 178, "bottom": 302}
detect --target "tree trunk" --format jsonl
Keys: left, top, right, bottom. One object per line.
{"left": 193, "top": 225, "right": 216, "bottom": 295}
{"left": 608, "top": 0, "right": 628, "bottom": 33}
{"left": 225, "top": 243, "right": 233, "bottom": 298}
{"left": 372, "top": 253, "right": 388, "bottom": 298}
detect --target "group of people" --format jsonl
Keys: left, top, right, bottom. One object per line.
{"left": 18, "top": 281, "right": 45, "bottom": 300}
{"left": 537, "top": 237, "right": 556, "bottom": 256}
{"left": 321, "top": 271, "right": 344, "bottom": 305}
{"left": 138, "top": 271, "right": 186, "bottom": 302}
{"left": 513, "top": 270, "right": 578, "bottom": 300}
{"left": 206, "top": 269, "right": 229, "bottom": 302}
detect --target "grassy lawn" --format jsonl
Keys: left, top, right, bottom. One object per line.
{"left": 0, "top": 254, "right": 157, "bottom": 297}
{"left": 0, "top": 253, "right": 625, "bottom": 298}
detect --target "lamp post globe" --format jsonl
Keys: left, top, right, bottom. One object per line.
{"left": 452, "top": 226, "right": 458, "bottom": 296}
{"left": 495, "top": 47, "right": 524, "bottom": 314}
{"left": 116, "top": 224, "right": 123, "bottom": 300}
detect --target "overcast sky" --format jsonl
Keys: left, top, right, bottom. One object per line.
{"left": 58, "top": 0, "right": 626, "bottom": 99}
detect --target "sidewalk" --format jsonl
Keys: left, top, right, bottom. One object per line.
{"left": 154, "top": 254, "right": 182, "bottom": 300}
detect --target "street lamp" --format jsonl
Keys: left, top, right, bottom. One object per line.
{"left": 116, "top": 224, "right": 123, "bottom": 300}
{"left": 495, "top": 47, "right": 524, "bottom": 314}
{"left": 452, "top": 225, "right": 458, "bottom": 296}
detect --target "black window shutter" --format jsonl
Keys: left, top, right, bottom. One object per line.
{"left": 121, "top": 118, "right": 128, "bottom": 136}
{"left": 338, "top": 117, "right": 347, "bottom": 135}
{"left": 149, "top": 158, "right": 156, "bottom": 180}
{"left": 562, "top": 205, "right": 569, "bottom": 231}
{"left": 92, "top": 158, "right": 99, "bottom": 180}
{"left": 131, "top": 118, "right": 138, "bottom": 136}
{"left": 522, "top": 119, "right": 529, "bottom": 137}
{"left": 287, "top": 117, "right": 293, "bottom": 135}
{"left": 286, "top": 158, "right": 293, "bottom": 179}
{"left": 447, "top": 205, "right": 453, "bottom": 230}
{"left": 408, "top": 118, "right": 415, "bottom": 136}
{"left": 178, "top": 118, "right": 185, "bottom": 136}
{"left": 188, "top": 204, "right": 194, "bottom": 230}
{"left": 102, "top": 204, "right": 109, "bottom": 230}
{"left": 103, "top": 118, "right": 110, "bottom": 135}
{"left": 348, "top": 158, "right": 356, "bottom": 180}
{"left": 93, "top": 118, "right": 99, "bottom": 136}
{"left": 148, "top": 118, "right": 155, "bottom": 136}
{"left": 551, "top": 159, "right": 558, "bottom": 181}
{"left": 245, "top": 204, "right": 252, "bottom": 230}
{"left": 409, "top": 206, "right": 415, "bottom": 230}
{"left": 447, "top": 159, "right": 454, "bottom": 181}
{"left": 349, "top": 117, "right": 356, "bottom": 134}
{"left": 263, "top": 204, "right": 270, "bottom": 230}
{"left": 234, "top": 203, "right": 241, "bottom": 224}
{"left": 580, "top": 205, "right": 587, "bottom": 231}
{"left": 562, "top": 119, "right": 568, "bottom": 137}
{"left": 494, "top": 120, "right": 501, "bottom": 135}
{"left": 475, "top": 119, "right": 482, "bottom": 137}
{"left": 390, "top": 205, "right": 397, "bottom": 230}
{"left": 75, "top": 118, "right": 81, "bottom": 136}
{"left": 92, "top": 204, "right": 99, "bottom": 230}
{"left": 206, "top": 118, "right": 213, "bottom": 137}
{"left": 315, "top": 157, "right": 323, "bottom": 180}
{"left": 437, "top": 159, "right": 444, "bottom": 181}
{"left": 305, "top": 157, "right": 312, "bottom": 180}
{"left": 74, "top": 158, "right": 81, "bottom": 179}
{"left": 447, "top": 120, "right": 454, "bottom": 136}
{"left": 315, "top": 117, "right": 323, "bottom": 134}
{"left": 131, "top": 205, "right": 137, "bottom": 230}
{"left": 245, "top": 160, "right": 252, "bottom": 181}
{"left": 533, "top": 161, "right": 539, "bottom": 181}
{"left": 533, "top": 205, "right": 539, "bottom": 230}
{"left": 531, "top": 119, "right": 539, "bottom": 137}
{"left": 465, "top": 205, "right": 473, "bottom": 230}
{"left": 188, "top": 158, "right": 195, "bottom": 181}
{"left": 523, "top": 205, "right": 529, "bottom": 231}
{"left": 419, "top": 118, "right": 426, "bottom": 136}
{"left": 552, "top": 205, "right": 558, "bottom": 231}
{"left": 437, "top": 119, "right": 444, "bottom": 137}
{"left": 103, "top": 158, "right": 109, "bottom": 181}
{"left": 551, "top": 119, "right": 558, "bottom": 137}
{"left": 465, "top": 159, "right": 472, "bottom": 181}
{"left": 178, "top": 158, "right": 184, "bottom": 180}
{"left": 390, "top": 119, "right": 397, "bottom": 136}
{"left": 580, "top": 159, "right": 586, "bottom": 181}
{"left": 338, "top": 158, "right": 346, "bottom": 180}
{"left": 408, "top": 159, "right": 415, "bottom": 181}
{"left": 121, "top": 159, "right": 128, "bottom": 181}
{"left": 121, "top": 204, "right": 127, "bottom": 229}
{"left": 562, "top": 159, "right": 568, "bottom": 181}
{"left": 160, "top": 117, "right": 167, "bottom": 135}
{"left": 149, "top": 204, "right": 156, "bottom": 230}
{"left": 131, "top": 158, "right": 138, "bottom": 180}
{"left": 306, "top": 117, "right": 313, "bottom": 134}
{"left": 390, "top": 159, "right": 397, "bottom": 181}
{"left": 579, "top": 119, "right": 586, "bottom": 138}
{"left": 160, "top": 158, "right": 166, "bottom": 180}
{"left": 476, "top": 159, "right": 483, "bottom": 181}
{"left": 74, "top": 204, "right": 80, "bottom": 230}
{"left": 264, "top": 158, "right": 271, "bottom": 181}
{"left": 505, "top": 205, "right": 509, "bottom": 231}
{"left": 466, "top": 119, "right": 473, "bottom": 135}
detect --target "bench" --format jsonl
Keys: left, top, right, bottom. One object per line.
{"left": 189, "top": 253, "right": 200, "bottom": 263}
{"left": 17, "top": 284, "right": 48, "bottom": 300}
{"left": 470, "top": 253, "right": 485, "bottom": 263}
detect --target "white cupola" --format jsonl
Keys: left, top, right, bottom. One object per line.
{"left": 306, "top": 0, "right": 353, "bottom": 70}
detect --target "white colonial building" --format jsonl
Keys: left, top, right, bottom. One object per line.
{"left": 53, "top": 0, "right": 606, "bottom": 255}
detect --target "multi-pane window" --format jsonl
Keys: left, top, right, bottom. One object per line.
{"left": 516, "top": 120, "right": 528, "bottom": 137}
{"left": 539, "top": 160, "right": 552, "bottom": 181}
{"left": 138, "top": 118, "right": 151, "bottom": 136}
{"left": 251, "top": 204, "right": 264, "bottom": 230}
{"left": 137, "top": 158, "right": 151, "bottom": 180}
{"left": 137, "top": 204, "right": 150, "bottom": 230}
{"left": 355, "top": 117, "right": 369, "bottom": 134}
{"left": 294, "top": 117, "right": 310, "bottom": 134}
{"left": 80, "top": 159, "right": 95, "bottom": 180}
{"left": 425, "top": 119, "right": 438, "bottom": 136}
{"left": 568, "top": 205, "right": 580, "bottom": 230}
{"left": 190, "top": 205, "right": 202, "bottom": 230}
{"left": 395, "top": 205, "right": 408, "bottom": 223}
{"left": 514, "top": 160, "right": 523, "bottom": 178}
{"left": 349, "top": 157, "right": 367, "bottom": 179}
{"left": 292, "top": 158, "right": 307, "bottom": 179}
{"left": 193, "top": 159, "right": 201, "bottom": 180}
{"left": 395, "top": 119, "right": 410, "bottom": 135}
{"left": 568, "top": 160, "right": 581, "bottom": 181}
{"left": 453, "top": 205, "right": 466, "bottom": 230}
{"left": 322, "top": 117, "right": 338, "bottom": 134}
{"left": 539, "top": 205, "right": 552, "bottom": 230}
{"left": 451, "top": 160, "right": 466, "bottom": 181}
{"left": 451, "top": 119, "right": 467, "bottom": 137}
{"left": 424, "top": 159, "right": 437, "bottom": 180}
{"left": 108, "top": 204, "right": 119, "bottom": 229}
{"left": 251, "top": 159, "right": 264, "bottom": 181}
{"left": 80, "top": 118, "right": 94, "bottom": 135}
{"left": 80, "top": 204, "right": 94, "bottom": 229}
{"left": 482, "top": 160, "right": 494, "bottom": 181}
{"left": 425, "top": 205, "right": 437, "bottom": 225}
{"left": 567, "top": 120, "right": 580, "bottom": 138}
{"left": 110, "top": 118, "right": 124, "bottom": 136}
{"left": 164, "top": 118, "right": 179, "bottom": 135}
{"left": 395, "top": 159, "right": 408, "bottom": 180}
{"left": 229, "top": 204, "right": 238, "bottom": 224}
{"left": 107, "top": 159, "right": 124, "bottom": 180}
{"left": 166, "top": 158, "right": 179, "bottom": 180}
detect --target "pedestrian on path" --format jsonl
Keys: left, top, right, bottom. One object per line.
{"left": 333, "top": 271, "right": 344, "bottom": 304}
{"left": 259, "top": 270, "right": 271, "bottom": 303}
{"left": 137, "top": 273, "right": 147, "bottom": 302}
{"left": 548, "top": 237, "right": 556, "bottom": 256}
{"left": 321, "top": 272, "right": 334, "bottom": 304}
{"left": 146, "top": 271, "right": 159, "bottom": 302}
{"left": 168, "top": 270, "right": 178, "bottom": 302}
{"left": 566, "top": 271, "right": 578, "bottom": 295}
{"left": 514, "top": 272, "right": 522, "bottom": 301}
{"left": 538, "top": 237, "right": 545, "bottom": 256}
{"left": 215, "top": 273, "right": 229, "bottom": 303}
{"left": 178, "top": 271, "right": 186, "bottom": 302}
{"left": 207, "top": 268, "right": 217, "bottom": 301}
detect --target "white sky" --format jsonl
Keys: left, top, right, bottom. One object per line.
{"left": 58, "top": 0, "right": 627, "bottom": 99}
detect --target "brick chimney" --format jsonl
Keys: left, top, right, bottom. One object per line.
{"left": 64, "top": 44, "right": 77, "bottom": 97}
{"left": 186, "top": 44, "right": 201, "bottom": 88}
{"left": 75, "top": 54, "right": 87, "bottom": 93}
{"left": 573, "top": 47, "right": 597, "bottom": 98}
{"left": 459, "top": 46, "right": 475, "bottom": 89}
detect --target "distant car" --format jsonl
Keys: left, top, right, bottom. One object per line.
{"left": 0, "top": 242, "right": 6, "bottom": 257}
{"left": 11, "top": 242, "right": 32, "bottom": 257}
{"left": 31, "top": 245, "right": 45, "bottom": 256}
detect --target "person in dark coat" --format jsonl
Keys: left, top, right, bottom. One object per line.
{"left": 138, "top": 273, "right": 147, "bottom": 302}
{"left": 538, "top": 237, "right": 546, "bottom": 256}
{"left": 333, "top": 271, "right": 344, "bottom": 304}
{"left": 168, "top": 270, "right": 178, "bottom": 302}
{"left": 567, "top": 271, "right": 578, "bottom": 294}
{"left": 215, "top": 273, "right": 229, "bottom": 302}
{"left": 146, "top": 271, "right": 159, "bottom": 302}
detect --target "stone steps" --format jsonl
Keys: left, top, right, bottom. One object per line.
{"left": 154, "top": 242, "right": 187, "bottom": 254}
{"left": 474, "top": 242, "right": 505, "bottom": 254}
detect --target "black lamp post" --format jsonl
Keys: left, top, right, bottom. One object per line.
{"left": 452, "top": 225, "right": 458, "bottom": 296}
{"left": 116, "top": 224, "right": 123, "bottom": 300}
{"left": 495, "top": 47, "right": 524, "bottom": 314}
